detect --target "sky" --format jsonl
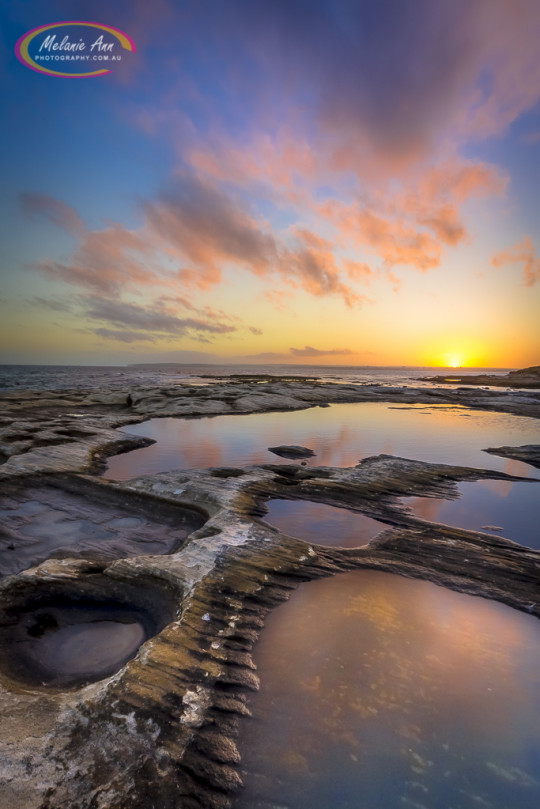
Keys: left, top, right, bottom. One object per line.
{"left": 1, "top": 0, "right": 539, "bottom": 368}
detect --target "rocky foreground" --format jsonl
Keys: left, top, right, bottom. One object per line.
{"left": 0, "top": 377, "right": 539, "bottom": 808}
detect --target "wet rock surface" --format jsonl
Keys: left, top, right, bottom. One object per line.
{"left": 484, "top": 443, "right": 540, "bottom": 469}
{"left": 0, "top": 476, "right": 207, "bottom": 578}
{"left": 0, "top": 378, "right": 539, "bottom": 808}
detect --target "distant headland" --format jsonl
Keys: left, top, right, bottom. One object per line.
{"left": 419, "top": 365, "right": 540, "bottom": 389}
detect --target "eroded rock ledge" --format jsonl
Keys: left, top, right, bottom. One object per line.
{"left": 485, "top": 443, "right": 540, "bottom": 469}
{"left": 0, "top": 379, "right": 539, "bottom": 808}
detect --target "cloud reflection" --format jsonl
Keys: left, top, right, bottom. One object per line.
{"left": 235, "top": 570, "right": 540, "bottom": 809}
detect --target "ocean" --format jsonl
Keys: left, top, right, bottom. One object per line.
{"left": 0, "top": 363, "right": 514, "bottom": 392}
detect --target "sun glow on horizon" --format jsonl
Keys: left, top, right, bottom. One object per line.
{"left": 422, "top": 335, "right": 493, "bottom": 370}
{"left": 438, "top": 352, "right": 467, "bottom": 369}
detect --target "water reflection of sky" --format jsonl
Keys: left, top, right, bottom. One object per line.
{"left": 405, "top": 479, "right": 540, "bottom": 549}
{"left": 263, "top": 499, "right": 387, "bottom": 547}
{"left": 105, "top": 403, "right": 539, "bottom": 480}
{"left": 234, "top": 571, "right": 540, "bottom": 809}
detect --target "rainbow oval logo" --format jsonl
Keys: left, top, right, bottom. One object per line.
{"left": 15, "top": 21, "right": 136, "bottom": 78}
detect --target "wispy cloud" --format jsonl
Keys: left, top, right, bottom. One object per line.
{"left": 318, "top": 159, "right": 506, "bottom": 275}
{"left": 144, "top": 175, "right": 278, "bottom": 289}
{"left": 83, "top": 295, "right": 238, "bottom": 337}
{"left": 492, "top": 237, "right": 540, "bottom": 286}
{"left": 19, "top": 192, "right": 84, "bottom": 236}
{"left": 22, "top": 179, "right": 371, "bottom": 308}
{"left": 27, "top": 296, "right": 73, "bottom": 312}
{"left": 93, "top": 328, "right": 157, "bottom": 343}
{"left": 289, "top": 346, "right": 355, "bottom": 357}
{"left": 243, "top": 345, "right": 357, "bottom": 361}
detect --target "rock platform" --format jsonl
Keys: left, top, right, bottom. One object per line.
{"left": 0, "top": 377, "right": 539, "bottom": 808}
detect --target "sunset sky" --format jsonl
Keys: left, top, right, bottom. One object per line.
{"left": 1, "top": 0, "right": 539, "bottom": 368}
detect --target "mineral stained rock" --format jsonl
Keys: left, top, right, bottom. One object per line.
{"left": 0, "top": 377, "right": 539, "bottom": 808}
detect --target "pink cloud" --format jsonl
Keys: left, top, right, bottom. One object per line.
{"left": 33, "top": 223, "right": 162, "bottom": 295}
{"left": 343, "top": 261, "right": 374, "bottom": 283}
{"left": 492, "top": 237, "right": 540, "bottom": 286}
{"left": 21, "top": 143, "right": 508, "bottom": 324}
{"left": 316, "top": 157, "right": 506, "bottom": 274}
{"left": 188, "top": 131, "right": 319, "bottom": 193}
{"left": 26, "top": 179, "right": 367, "bottom": 307}
{"left": 282, "top": 229, "right": 367, "bottom": 306}
{"left": 116, "top": 1, "right": 537, "bottom": 312}
{"left": 335, "top": 207, "right": 442, "bottom": 272}
{"left": 418, "top": 205, "right": 466, "bottom": 247}
{"left": 263, "top": 289, "right": 292, "bottom": 312}
{"left": 143, "top": 176, "right": 278, "bottom": 289}
{"left": 417, "top": 160, "right": 507, "bottom": 204}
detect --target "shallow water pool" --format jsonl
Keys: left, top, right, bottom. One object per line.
{"left": 262, "top": 499, "right": 388, "bottom": 547}
{"left": 404, "top": 478, "right": 540, "bottom": 549}
{"left": 234, "top": 571, "right": 540, "bottom": 809}
{"left": 0, "top": 484, "right": 205, "bottom": 578}
{"left": 104, "top": 402, "right": 539, "bottom": 480}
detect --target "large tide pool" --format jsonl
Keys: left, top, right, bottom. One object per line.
{"left": 233, "top": 570, "right": 540, "bottom": 809}
{"left": 404, "top": 478, "right": 540, "bottom": 549}
{"left": 104, "top": 403, "right": 540, "bottom": 479}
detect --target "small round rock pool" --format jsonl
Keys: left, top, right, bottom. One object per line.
{"left": 0, "top": 573, "right": 178, "bottom": 689}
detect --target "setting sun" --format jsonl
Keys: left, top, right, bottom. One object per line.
{"left": 434, "top": 351, "right": 468, "bottom": 369}
{"left": 446, "top": 354, "right": 463, "bottom": 368}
